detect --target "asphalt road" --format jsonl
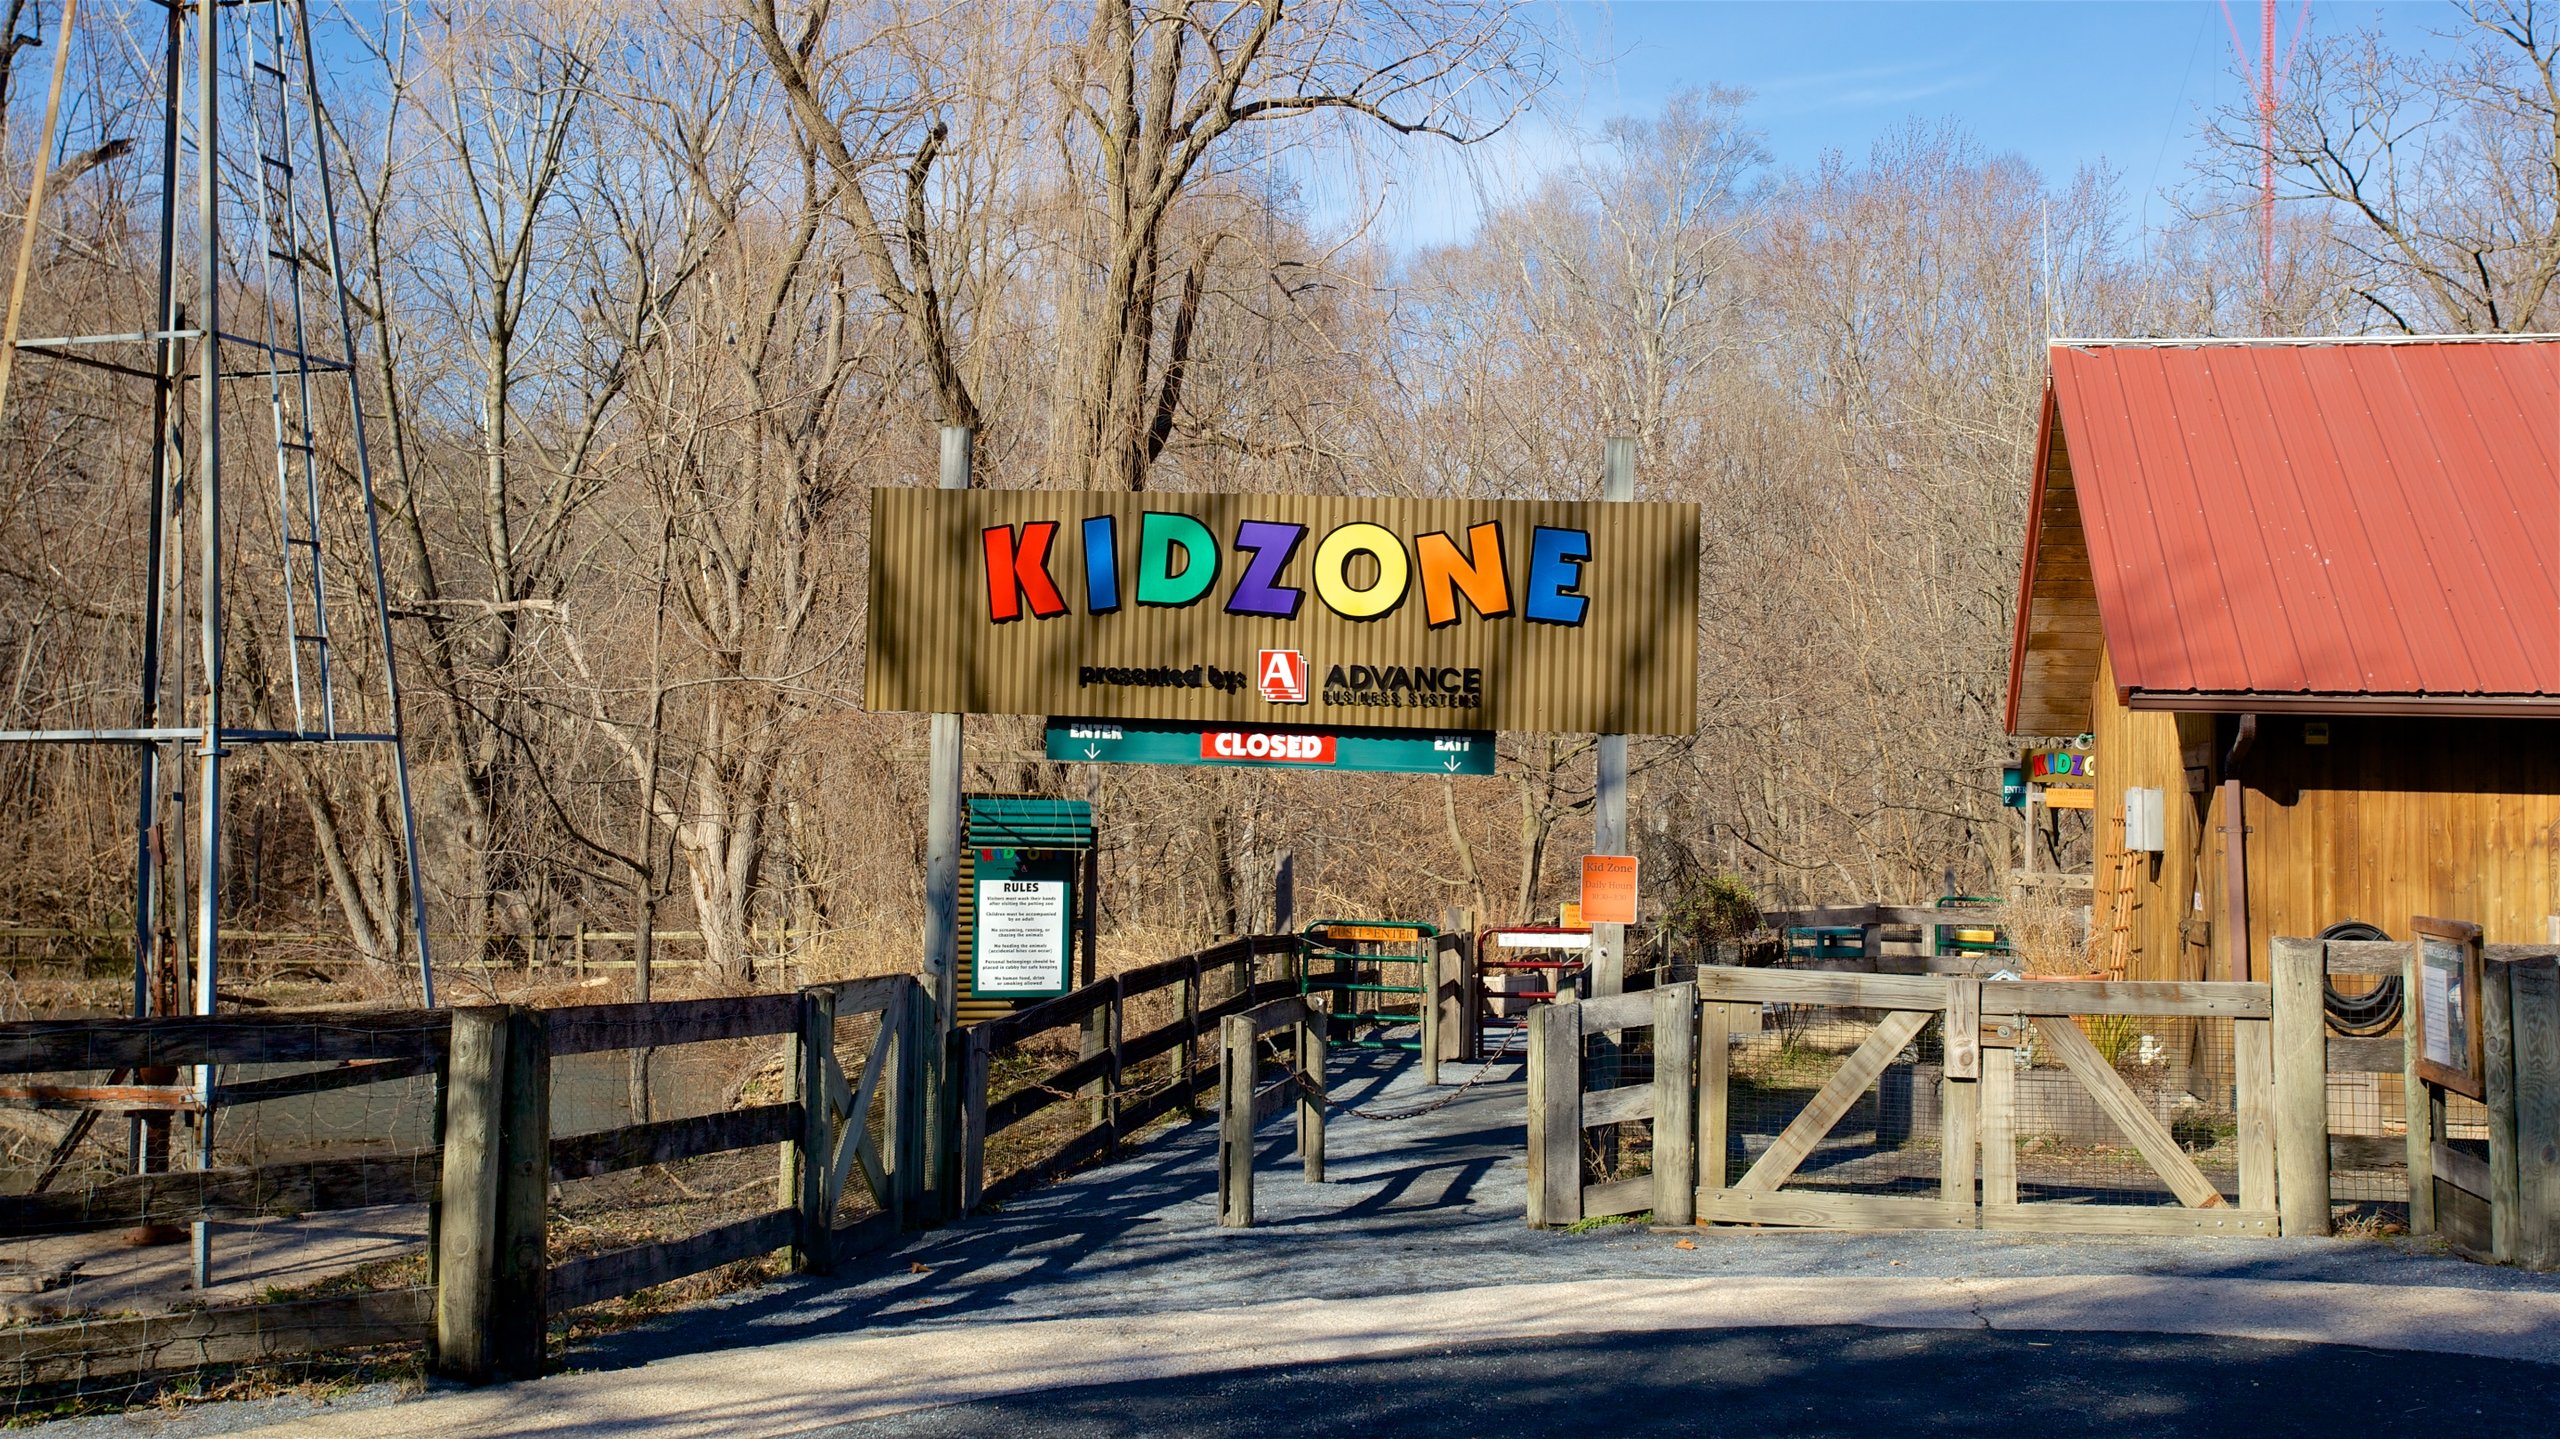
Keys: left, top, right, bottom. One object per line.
{"left": 48, "top": 1051, "right": 2560, "bottom": 1439}
{"left": 812, "top": 1326, "right": 2560, "bottom": 1439}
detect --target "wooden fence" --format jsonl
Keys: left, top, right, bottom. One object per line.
{"left": 2291, "top": 936, "right": 2560, "bottom": 1267}
{"left": 0, "top": 931, "right": 1301, "bottom": 1394}
{"left": 1528, "top": 966, "right": 2291, "bottom": 1236}
{"left": 1216, "top": 994, "right": 1325, "bottom": 1228}
{"left": 956, "top": 935, "right": 1298, "bottom": 1213}
{"left": 0, "top": 1011, "right": 453, "bottom": 1386}
{"left": 1526, "top": 983, "right": 1698, "bottom": 1227}
{"left": 2266, "top": 935, "right": 2560, "bottom": 1264}
{"left": 0, "top": 924, "right": 835, "bottom": 974}
{"left": 437, "top": 975, "right": 925, "bottom": 1381}
{"left": 0, "top": 976, "right": 929, "bottom": 1389}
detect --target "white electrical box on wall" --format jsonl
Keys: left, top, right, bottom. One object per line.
{"left": 2125, "top": 786, "right": 2166, "bottom": 853}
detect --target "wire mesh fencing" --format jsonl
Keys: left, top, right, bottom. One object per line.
{"left": 1998, "top": 1013, "right": 2240, "bottom": 1208}
{"left": 1706, "top": 1002, "right": 2251, "bottom": 1209}
{"left": 1718, "top": 1001, "right": 1942, "bottom": 1199}
{"left": 1578, "top": 1021, "right": 1660, "bottom": 1193}
{"left": 0, "top": 1013, "right": 450, "bottom": 1416}
{"left": 546, "top": 1031, "right": 798, "bottom": 1308}
{"left": 2320, "top": 966, "right": 2413, "bottom": 1212}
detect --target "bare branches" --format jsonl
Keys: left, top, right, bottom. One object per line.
{"left": 2201, "top": 0, "right": 2560, "bottom": 331}
{"left": 743, "top": 0, "right": 982, "bottom": 430}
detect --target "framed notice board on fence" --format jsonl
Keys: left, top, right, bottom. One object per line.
{"left": 2413, "top": 915, "right": 2485, "bottom": 1100}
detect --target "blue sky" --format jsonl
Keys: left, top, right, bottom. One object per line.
{"left": 1357, "top": 1, "right": 2468, "bottom": 250}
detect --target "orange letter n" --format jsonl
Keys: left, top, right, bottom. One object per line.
{"left": 1414, "top": 523, "right": 1511, "bottom": 628}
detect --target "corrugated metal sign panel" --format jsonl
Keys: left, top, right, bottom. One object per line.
{"left": 965, "top": 797, "right": 1095, "bottom": 849}
{"left": 865, "top": 489, "right": 1701, "bottom": 736}
{"left": 2047, "top": 338, "right": 2560, "bottom": 705}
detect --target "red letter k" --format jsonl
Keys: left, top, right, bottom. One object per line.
{"left": 983, "top": 521, "right": 1068, "bottom": 622}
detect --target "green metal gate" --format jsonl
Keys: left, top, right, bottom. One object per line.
{"left": 1296, "top": 919, "right": 1438, "bottom": 1052}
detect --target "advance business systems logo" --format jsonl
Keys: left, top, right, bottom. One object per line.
{"left": 1257, "top": 649, "right": 1308, "bottom": 704}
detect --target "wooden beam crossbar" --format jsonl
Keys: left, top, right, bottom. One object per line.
{"left": 1733, "top": 1010, "right": 1932, "bottom": 1195}
{"left": 827, "top": 1013, "right": 897, "bottom": 1213}
{"left": 544, "top": 995, "right": 800, "bottom": 1057}
{"left": 0, "top": 1289, "right": 433, "bottom": 1387}
{"left": 2030, "top": 1016, "right": 2226, "bottom": 1209}
{"left": 0, "top": 1152, "right": 441, "bottom": 1237}
{"left": 550, "top": 1104, "right": 795, "bottom": 1182}
{"left": 0, "top": 1011, "right": 452, "bottom": 1073}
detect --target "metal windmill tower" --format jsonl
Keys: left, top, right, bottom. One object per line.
{"left": 0, "top": 0, "right": 435, "bottom": 1268}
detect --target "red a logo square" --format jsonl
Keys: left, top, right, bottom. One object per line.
{"left": 1258, "top": 649, "right": 1307, "bottom": 704}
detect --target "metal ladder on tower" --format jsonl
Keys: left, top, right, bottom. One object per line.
{"left": 238, "top": 0, "right": 343, "bottom": 738}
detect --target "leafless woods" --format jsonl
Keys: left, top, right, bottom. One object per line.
{"left": 0, "top": 1, "right": 2544, "bottom": 988}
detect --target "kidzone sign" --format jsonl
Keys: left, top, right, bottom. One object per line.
{"left": 867, "top": 490, "right": 1699, "bottom": 735}
{"left": 2026, "top": 749, "right": 2095, "bottom": 784}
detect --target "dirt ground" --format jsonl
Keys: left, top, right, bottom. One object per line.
{"left": 0, "top": 1207, "right": 426, "bottom": 1323}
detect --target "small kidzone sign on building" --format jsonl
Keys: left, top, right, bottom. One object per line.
{"left": 866, "top": 491, "right": 1700, "bottom": 737}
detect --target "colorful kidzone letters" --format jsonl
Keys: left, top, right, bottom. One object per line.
{"left": 983, "top": 514, "right": 1593, "bottom": 630}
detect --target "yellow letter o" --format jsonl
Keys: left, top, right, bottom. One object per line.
{"left": 1312, "top": 522, "right": 1410, "bottom": 619}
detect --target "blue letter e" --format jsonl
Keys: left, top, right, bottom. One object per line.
{"left": 1523, "top": 526, "right": 1590, "bottom": 626}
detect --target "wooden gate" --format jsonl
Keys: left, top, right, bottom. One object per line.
{"left": 1529, "top": 967, "right": 2288, "bottom": 1236}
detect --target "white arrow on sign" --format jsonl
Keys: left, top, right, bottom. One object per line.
{"left": 1443, "top": 756, "right": 1462, "bottom": 772}
{"left": 1083, "top": 744, "right": 1100, "bottom": 759}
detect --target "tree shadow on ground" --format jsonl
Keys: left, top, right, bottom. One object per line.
{"left": 566, "top": 1050, "right": 1527, "bottom": 1374}
{"left": 799, "top": 1325, "right": 2560, "bottom": 1439}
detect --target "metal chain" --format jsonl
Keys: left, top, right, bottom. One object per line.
{"left": 1259, "top": 1022, "right": 1525, "bottom": 1122}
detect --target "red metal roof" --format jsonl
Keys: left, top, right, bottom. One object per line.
{"left": 2008, "top": 337, "right": 2560, "bottom": 726}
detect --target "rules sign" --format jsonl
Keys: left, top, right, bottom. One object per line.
{"left": 973, "top": 879, "right": 1069, "bottom": 998}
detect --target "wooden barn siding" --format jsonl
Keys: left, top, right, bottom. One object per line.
{"left": 2089, "top": 647, "right": 2212, "bottom": 984}
{"left": 2240, "top": 715, "right": 2559, "bottom": 974}
{"left": 2089, "top": 645, "right": 2559, "bottom": 983}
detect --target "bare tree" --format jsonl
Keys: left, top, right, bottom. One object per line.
{"left": 1047, "top": 0, "right": 1544, "bottom": 490}
{"left": 2209, "top": 0, "right": 2560, "bottom": 331}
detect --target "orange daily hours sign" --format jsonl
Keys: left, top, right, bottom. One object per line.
{"left": 1580, "top": 855, "right": 1638, "bottom": 926}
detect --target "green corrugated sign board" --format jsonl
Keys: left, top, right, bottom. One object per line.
{"left": 964, "top": 797, "right": 1087, "bottom": 1000}
{"left": 1045, "top": 717, "right": 1494, "bottom": 775}
{"left": 965, "top": 796, "right": 1095, "bottom": 848}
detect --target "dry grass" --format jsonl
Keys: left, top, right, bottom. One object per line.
{"left": 2002, "top": 882, "right": 2093, "bottom": 977}
{"left": 2331, "top": 1207, "right": 2409, "bottom": 1242}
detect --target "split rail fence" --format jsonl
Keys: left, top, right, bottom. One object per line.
{"left": 0, "top": 1011, "right": 450, "bottom": 1390}
{"left": 955, "top": 935, "right": 1298, "bottom": 1212}
{"left": 437, "top": 974, "right": 926, "bottom": 1381}
{"left": 0, "top": 976, "right": 928, "bottom": 1391}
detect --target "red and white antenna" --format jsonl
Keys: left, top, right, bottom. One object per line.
{"left": 2223, "top": 0, "right": 2309, "bottom": 330}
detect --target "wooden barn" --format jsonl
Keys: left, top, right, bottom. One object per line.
{"left": 2005, "top": 336, "right": 2560, "bottom": 984}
